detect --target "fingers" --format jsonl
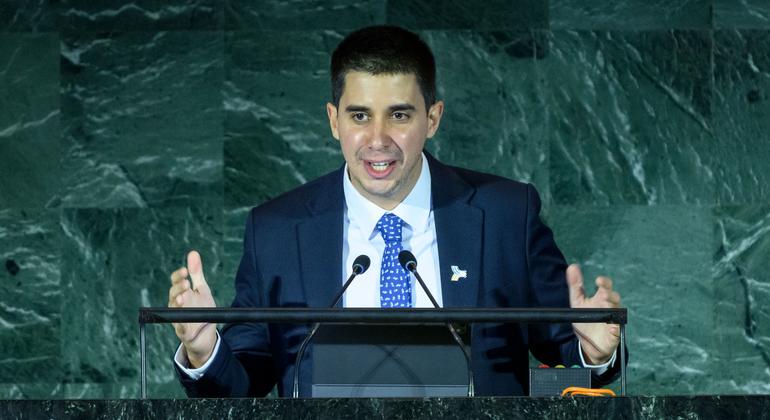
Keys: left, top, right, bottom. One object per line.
{"left": 567, "top": 269, "right": 622, "bottom": 308}
{"left": 608, "top": 291, "right": 621, "bottom": 306}
{"left": 169, "top": 267, "right": 189, "bottom": 307}
{"left": 170, "top": 267, "right": 188, "bottom": 286}
{"left": 590, "top": 276, "right": 621, "bottom": 307}
{"left": 566, "top": 264, "right": 585, "bottom": 307}
{"left": 168, "top": 279, "right": 190, "bottom": 307}
{"left": 186, "top": 250, "right": 209, "bottom": 292}
{"left": 595, "top": 276, "right": 613, "bottom": 291}
{"left": 169, "top": 250, "right": 216, "bottom": 310}
{"left": 168, "top": 251, "right": 217, "bottom": 348}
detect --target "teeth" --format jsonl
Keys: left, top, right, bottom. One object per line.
{"left": 370, "top": 162, "right": 390, "bottom": 171}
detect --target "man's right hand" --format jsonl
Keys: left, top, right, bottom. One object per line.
{"left": 168, "top": 250, "right": 217, "bottom": 368}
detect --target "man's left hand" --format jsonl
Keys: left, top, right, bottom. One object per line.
{"left": 566, "top": 264, "right": 622, "bottom": 365}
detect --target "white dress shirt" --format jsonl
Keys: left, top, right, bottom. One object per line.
{"left": 175, "top": 153, "right": 614, "bottom": 378}
{"left": 341, "top": 153, "right": 442, "bottom": 308}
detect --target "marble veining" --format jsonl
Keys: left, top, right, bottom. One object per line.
{"left": 550, "top": 0, "right": 712, "bottom": 30}
{"left": 56, "top": 0, "right": 222, "bottom": 31}
{"left": 1, "top": 0, "right": 770, "bottom": 400}
{"left": 2, "top": 397, "right": 770, "bottom": 420}
{"left": 545, "top": 30, "right": 714, "bottom": 205}
{"left": 59, "top": 31, "right": 224, "bottom": 208}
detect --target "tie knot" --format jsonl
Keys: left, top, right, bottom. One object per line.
{"left": 376, "top": 213, "right": 403, "bottom": 245}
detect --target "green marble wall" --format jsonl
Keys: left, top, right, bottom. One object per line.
{"left": 0, "top": 1, "right": 768, "bottom": 398}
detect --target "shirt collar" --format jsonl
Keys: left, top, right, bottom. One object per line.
{"left": 343, "top": 153, "right": 432, "bottom": 238}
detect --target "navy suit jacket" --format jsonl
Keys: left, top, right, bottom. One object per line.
{"left": 177, "top": 153, "right": 622, "bottom": 397}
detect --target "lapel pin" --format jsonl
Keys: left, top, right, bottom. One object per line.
{"left": 450, "top": 265, "right": 467, "bottom": 282}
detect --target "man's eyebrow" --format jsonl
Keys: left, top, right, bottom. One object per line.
{"left": 344, "top": 105, "right": 371, "bottom": 113}
{"left": 343, "top": 103, "right": 416, "bottom": 113}
{"left": 388, "top": 103, "right": 416, "bottom": 112}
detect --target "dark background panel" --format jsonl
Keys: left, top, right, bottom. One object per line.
{"left": 59, "top": 31, "right": 224, "bottom": 208}
{"left": 0, "top": 33, "right": 60, "bottom": 209}
{"left": 55, "top": 0, "right": 223, "bottom": 32}
{"left": 0, "top": 0, "right": 54, "bottom": 32}
{"left": 0, "top": 209, "right": 61, "bottom": 385}
{"left": 545, "top": 30, "right": 714, "bottom": 205}
{"left": 387, "top": 0, "right": 547, "bottom": 30}
{"left": 712, "top": 30, "right": 770, "bottom": 204}
{"left": 712, "top": 205, "right": 770, "bottom": 393}
{"left": 550, "top": 0, "right": 712, "bottom": 30}
{"left": 714, "top": 0, "right": 770, "bottom": 29}
{"left": 424, "top": 30, "right": 550, "bottom": 202}
{"left": 224, "top": 30, "right": 341, "bottom": 208}
{"left": 225, "top": 0, "right": 385, "bottom": 30}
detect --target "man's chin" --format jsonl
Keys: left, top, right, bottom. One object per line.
{"left": 361, "top": 183, "right": 397, "bottom": 199}
{"left": 355, "top": 177, "right": 399, "bottom": 196}
{"left": 351, "top": 176, "right": 411, "bottom": 209}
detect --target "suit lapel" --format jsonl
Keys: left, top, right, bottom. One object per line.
{"left": 295, "top": 156, "right": 483, "bottom": 309}
{"left": 297, "top": 168, "right": 345, "bottom": 308}
{"left": 428, "top": 154, "right": 483, "bottom": 308}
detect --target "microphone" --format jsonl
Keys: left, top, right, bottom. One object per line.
{"left": 353, "top": 254, "right": 371, "bottom": 274}
{"left": 292, "top": 254, "right": 370, "bottom": 398}
{"left": 398, "top": 251, "right": 417, "bottom": 271}
{"left": 398, "top": 250, "right": 440, "bottom": 308}
{"left": 398, "top": 250, "right": 475, "bottom": 397}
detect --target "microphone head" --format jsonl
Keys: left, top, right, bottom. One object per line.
{"left": 398, "top": 250, "right": 417, "bottom": 272}
{"left": 352, "top": 255, "right": 371, "bottom": 275}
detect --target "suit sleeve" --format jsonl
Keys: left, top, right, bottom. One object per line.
{"left": 175, "top": 209, "right": 277, "bottom": 397}
{"left": 523, "top": 184, "right": 625, "bottom": 385}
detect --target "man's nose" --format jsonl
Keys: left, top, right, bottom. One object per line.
{"left": 367, "top": 118, "right": 393, "bottom": 149}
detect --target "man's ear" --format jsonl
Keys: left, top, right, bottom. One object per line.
{"left": 326, "top": 102, "right": 340, "bottom": 140}
{"left": 426, "top": 100, "right": 444, "bottom": 139}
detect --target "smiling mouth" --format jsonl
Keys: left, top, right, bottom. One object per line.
{"left": 369, "top": 161, "right": 394, "bottom": 172}
{"left": 364, "top": 159, "right": 397, "bottom": 178}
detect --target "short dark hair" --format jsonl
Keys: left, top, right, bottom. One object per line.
{"left": 330, "top": 25, "right": 437, "bottom": 110}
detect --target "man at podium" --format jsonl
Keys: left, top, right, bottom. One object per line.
{"left": 167, "top": 25, "right": 624, "bottom": 397}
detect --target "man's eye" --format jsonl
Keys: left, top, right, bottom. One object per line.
{"left": 352, "top": 112, "right": 368, "bottom": 122}
{"left": 392, "top": 112, "right": 409, "bottom": 120}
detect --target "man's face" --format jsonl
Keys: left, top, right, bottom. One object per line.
{"left": 327, "top": 71, "right": 444, "bottom": 210}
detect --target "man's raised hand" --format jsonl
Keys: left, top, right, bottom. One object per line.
{"left": 168, "top": 250, "right": 218, "bottom": 368}
{"left": 566, "top": 264, "right": 622, "bottom": 365}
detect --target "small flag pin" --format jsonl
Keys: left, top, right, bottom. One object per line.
{"left": 450, "top": 265, "right": 467, "bottom": 282}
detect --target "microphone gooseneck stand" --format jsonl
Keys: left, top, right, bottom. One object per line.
{"left": 292, "top": 255, "right": 370, "bottom": 398}
{"left": 398, "top": 250, "right": 475, "bottom": 398}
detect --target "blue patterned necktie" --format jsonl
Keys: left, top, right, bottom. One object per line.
{"left": 376, "top": 213, "right": 412, "bottom": 308}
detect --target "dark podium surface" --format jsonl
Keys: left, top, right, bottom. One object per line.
{"left": 2, "top": 396, "right": 769, "bottom": 419}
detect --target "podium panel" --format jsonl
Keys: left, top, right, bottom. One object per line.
{"left": 312, "top": 324, "right": 470, "bottom": 397}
